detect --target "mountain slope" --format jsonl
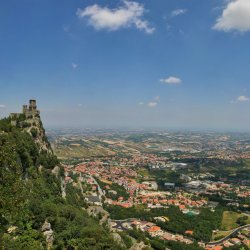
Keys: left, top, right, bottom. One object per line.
{"left": 0, "top": 115, "right": 122, "bottom": 249}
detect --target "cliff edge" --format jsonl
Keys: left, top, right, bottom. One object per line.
{"left": 10, "top": 99, "right": 52, "bottom": 153}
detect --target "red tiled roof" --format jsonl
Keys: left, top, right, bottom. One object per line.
{"left": 147, "top": 226, "right": 161, "bottom": 232}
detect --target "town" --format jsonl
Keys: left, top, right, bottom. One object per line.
{"left": 49, "top": 129, "right": 250, "bottom": 250}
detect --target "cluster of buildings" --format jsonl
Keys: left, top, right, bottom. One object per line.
{"left": 62, "top": 159, "right": 250, "bottom": 250}
{"left": 133, "top": 191, "right": 208, "bottom": 211}
{"left": 59, "top": 130, "right": 250, "bottom": 250}
{"left": 111, "top": 219, "right": 193, "bottom": 245}
{"left": 179, "top": 178, "right": 250, "bottom": 209}
{"left": 71, "top": 161, "right": 211, "bottom": 211}
{"left": 74, "top": 162, "right": 140, "bottom": 197}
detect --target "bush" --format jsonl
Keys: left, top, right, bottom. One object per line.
{"left": 30, "top": 128, "right": 38, "bottom": 138}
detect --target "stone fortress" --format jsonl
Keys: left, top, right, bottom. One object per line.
{"left": 10, "top": 99, "right": 40, "bottom": 121}
{"left": 10, "top": 99, "right": 52, "bottom": 152}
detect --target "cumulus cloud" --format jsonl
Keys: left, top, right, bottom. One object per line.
{"left": 213, "top": 0, "right": 250, "bottom": 32}
{"left": 0, "top": 104, "right": 6, "bottom": 108}
{"left": 237, "top": 95, "right": 250, "bottom": 102}
{"left": 171, "top": 9, "right": 187, "bottom": 17}
{"left": 160, "top": 76, "right": 182, "bottom": 85}
{"left": 76, "top": 0, "right": 155, "bottom": 34}
{"left": 147, "top": 102, "right": 157, "bottom": 107}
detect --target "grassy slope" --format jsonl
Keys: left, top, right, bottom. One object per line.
{"left": 221, "top": 211, "right": 250, "bottom": 230}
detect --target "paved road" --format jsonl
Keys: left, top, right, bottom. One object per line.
{"left": 112, "top": 221, "right": 128, "bottom": 231}
{"left": 207, "top": 224, "right": 250, "bottom": 246}
{"left": 86, "top": 174, "right": 105, "bottom": 197}
{"left": 112, "top": 219, "right": 138, "bottom": 231}
{"left": 114, "top": 218, "right": 137, "bottom": 222}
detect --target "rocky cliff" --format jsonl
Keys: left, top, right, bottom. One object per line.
{"left": 10, "top": 100, "right": 52, "bottom": 153}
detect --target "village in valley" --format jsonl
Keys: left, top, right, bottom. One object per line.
{"left": 49, "top": 129, "right": 250, "bottom": 250}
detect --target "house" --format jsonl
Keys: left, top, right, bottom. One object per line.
{"left": 179, "top": 204, "right": 186, "bottom": 210}
{"left": 164, "top": 182, "right": 175, "bottom": 191}
{"left": 163, "top": 233, "right": 175, "bottom": 241}
{"left": 206, "top": 246, "right": 223, "bottom": 250}
{"left": 185, "top": 230, "right": 193, "bottom": 236}
{"left": 65, "top": 176, "right": 73, "bottom": 183}
{"left": 243, "top": 239, "right": 250, "bottom": 246}
{"left": 147, "top": 226, "right": 163, "bottom": 237}
{"left": 230, "top": 238, "right": 241, "bottom": 245}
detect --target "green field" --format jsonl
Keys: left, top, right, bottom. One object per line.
{"left": 212, "top": 230, "right": 233, "bottom": 241}
{"left": 243, "top": 159, "right": 250, "bottom": 169}
{"left": 221, "top": 211, "right": 250, "bottom": 230}
{"left": 54, "top": 145, "right": 115, "bottom": 159}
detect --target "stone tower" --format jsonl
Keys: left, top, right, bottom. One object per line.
{"left": 23, "top": 105, "right": 28, "bottom": 113}
{"left": 21, "top": 99, "right": 40, "bottom": 118}
{"left": 29, "top": 99, "right": 37, "bottom": 111}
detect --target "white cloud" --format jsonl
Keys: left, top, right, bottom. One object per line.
{"left": 76, "top": 0, "right": 155, "bottom": 34}
{"left": 171, "top": 9, "right": 187, "bottom": 17}
{"left": 138, "top": 102, "right": 144, "bottom": 105}
{"left": 213, "top": 0, "right": 250, "bottom": 32}
{"left": 147, "top": 102, "right": 157, "bottom": 107}
{"left": 160, "top": 76, "right": 182, "bottom": 85}
{"left": 237, "top": 95, "right": 250, "bottom": 102}
{"left": 0, "top": 104, "right": 6, "bottom": 108}
{"left": 72, "top": 63, "right": 78, "bottom": 69}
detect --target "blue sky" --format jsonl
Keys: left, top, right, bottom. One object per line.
{"left": 0, "top": 0, "right": 250, "bottom": 130}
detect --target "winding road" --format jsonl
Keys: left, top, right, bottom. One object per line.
{"left": 207, "top": 224, "right": 250, "bottom": 246}
{"left": 86, "top": 174, "right": 105, "bottom": 197}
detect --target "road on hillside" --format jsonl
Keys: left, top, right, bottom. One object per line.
{"left": 207, "top": 224, "right": 250, "bottom": 246}
{"left": 86, "top": 174, "right": 105, "bottom": 197}
{"left": 112, "top": 219, "right": 138, "bottom": 231}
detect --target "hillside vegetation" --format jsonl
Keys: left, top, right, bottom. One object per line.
{"left": 0, "top": 117, "right": 121, "bottom": 249}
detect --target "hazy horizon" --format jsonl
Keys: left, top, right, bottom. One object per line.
{"left": 1, "top": 0, "right": 250, "bottom": 130}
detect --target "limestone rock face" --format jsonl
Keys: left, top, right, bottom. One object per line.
{"left": 61, "top": 177, "right": 66, "bottom": 198}
{"left": 129, "top": 241, "right": 152, "bottom": 250}
{"left": 111, "top": 232, "right": 123, "bottom": 244}
{"left": 42, "top": 221, "right": 54, "bottom": 250}
{"left": 25, "top": 114, "right": 52, "bottom": 153}
{"left": 52, "top": 165, "right": 60, "bottom": 177}
{"left": 86, "top": 206, "right": 110, "bottom": 226}
{"left": 41, "top": 221, "right": 51, "bottom": 232}
{"left": 10, "top": 100, "right": 52, "bottom": 153}
{"left": 7, "top": 226, "right": 18, "bottom": 234}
